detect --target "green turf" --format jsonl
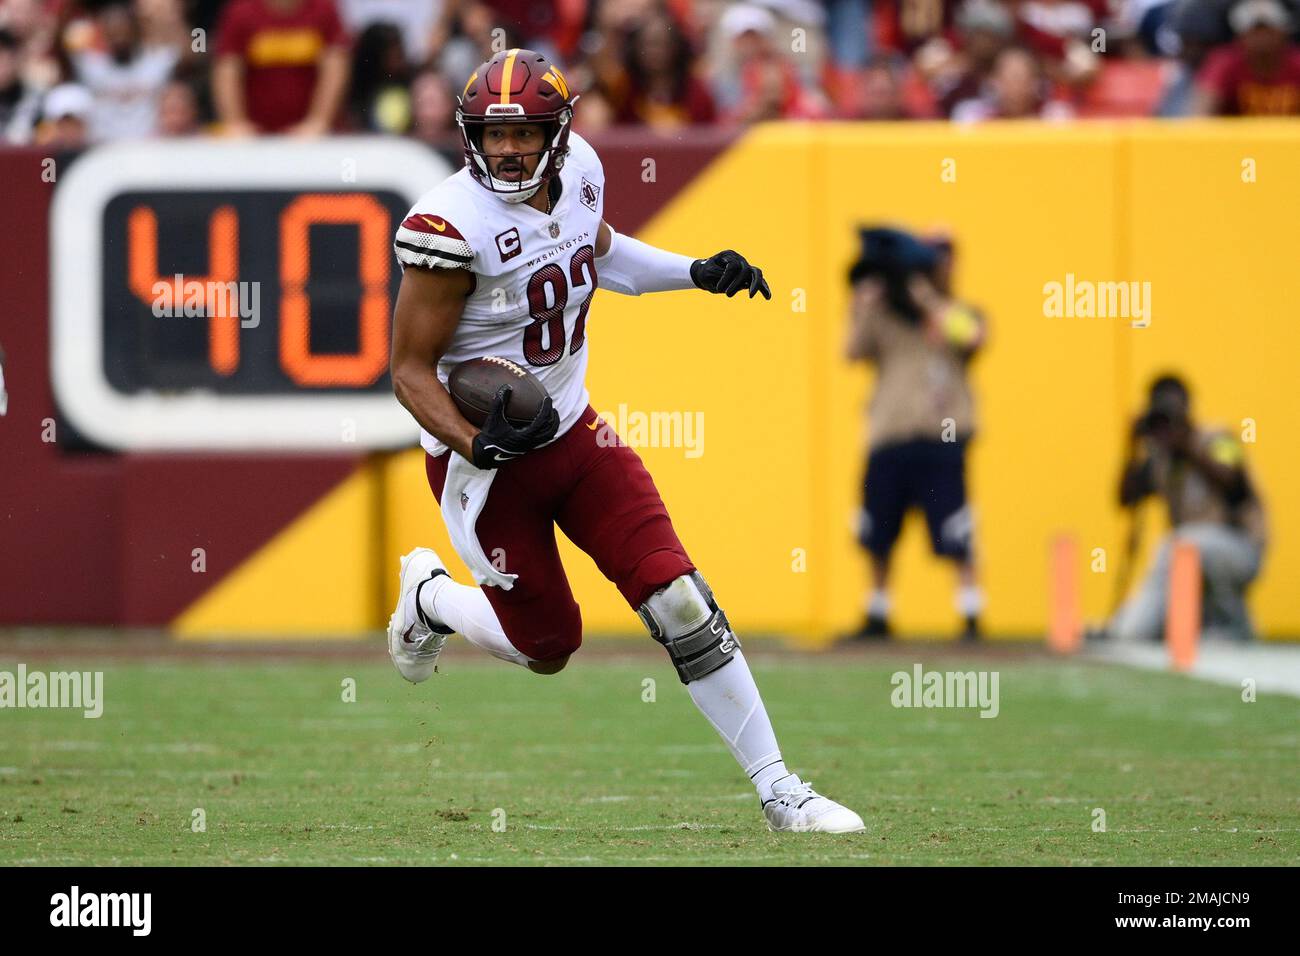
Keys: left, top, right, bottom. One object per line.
{"left": 0, "top": 652, "right": 1296, "bottom": 865}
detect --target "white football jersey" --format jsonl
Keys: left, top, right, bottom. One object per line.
{"left": 394, "top": 132, "right": 606, "bottom": 456}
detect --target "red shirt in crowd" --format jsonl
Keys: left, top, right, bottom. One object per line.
{"left": 613, "top": 75, "right": 717, "bottom": 127}
{"left": 874, "top": 0, "right": 962, "bottom": 54}
{"left": 1197, "top": 43, "right": 1300, "bottom": 115}
{"left": 216, "top": 0, "right": 349, "bottom": 132}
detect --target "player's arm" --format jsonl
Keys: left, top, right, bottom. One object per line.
{"left": 390, "top": 265, "right": 559, "bottom": 469}
{"left": 594, "top": 220, "right": 771, "bottom": 299}
{"left": 390, "top": 266, "right": 479, "bottom": 461}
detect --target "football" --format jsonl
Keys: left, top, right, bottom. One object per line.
{"left": 448, "top": 356, "right": 550, "bottom": 428}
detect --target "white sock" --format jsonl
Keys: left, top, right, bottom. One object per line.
{"left": 414, "top": 575, "right": 528, "bottom": 667}
{"left": 956, "top": 584, "right": 983, "bottom": 617}
{"left": 868, "top": 589, "right": 891, "bottom": 618}
{"left": 686, "top": 649, "right": 788, "bottom": 802}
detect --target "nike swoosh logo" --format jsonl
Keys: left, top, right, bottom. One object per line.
{"left": 402, "top": 623, "right": 416, "bottom": 644}
{"left": 493, "top": 453, "right": 515, "bottom": 462}
{"left": 421, "top": 216, "right": 447, "bottom": 232}
{"left": 587, "top": 420, "right": 599, "bottom": 430}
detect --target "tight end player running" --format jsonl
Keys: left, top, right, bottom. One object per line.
{"left": 387, "top": 49, "right": 863, "bottom": 833}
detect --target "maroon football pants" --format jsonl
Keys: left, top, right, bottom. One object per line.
{"left": 425, "top": 406, "right": 695, "bottom": 662}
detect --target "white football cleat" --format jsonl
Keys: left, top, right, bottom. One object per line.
{"left": 387, "top": 547, "right": 455, "bottom": 684}
{"left": 762, "top": 775, "right": 866, "bottom": 833}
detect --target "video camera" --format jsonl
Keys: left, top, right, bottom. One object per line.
{"left": 847, "top": 226, "right": 950, "bottom": 325}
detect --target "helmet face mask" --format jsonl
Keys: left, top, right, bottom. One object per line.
{"left": 456, "top": 50, "right": 576, "bottom": 204}
{"left": 457, "top": 106, "right": 574, "bottom": 202}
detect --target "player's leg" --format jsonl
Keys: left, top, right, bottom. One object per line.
{"left": 556, "top": 409, "right": 864, "bottom": 832}
{"left": 425, "top": 447, "right": 585, "bottom": 668}
{"left": 638, "top": 572, "right": 864, "bottom": 832}
{"left": 388, "top": 450, "right": 583, "bottom": 681}
{"left": 402, "top": 546, "right": 528, "bottom": 667}
{"left": 919, "top": 438, "right": 982, "bottom": 639}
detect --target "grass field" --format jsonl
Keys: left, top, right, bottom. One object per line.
{"left": 1, "top": 643, "right": 1297, "bottom": 866}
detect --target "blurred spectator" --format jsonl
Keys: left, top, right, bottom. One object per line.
{"left": 919, "top": 0, "right": 1016, "bottom": 117}
{"left": 135, "top": 0, "right": 194, "bottom": 49}
{"left": 476, "top": 0, "right": 588, "bottom": 60}
{"left": 35, "top": 81, "right": 91, "bottom": 149}
{"left": 7, "top": 0, "right": 1299, "bottom": 143}
{"left": 0, "top": 0, "right": 60, "bottom": 90}
{"left": 0, "top": 26, "right": 41, "bottom": 143}
{"left": 709, "top": 3, "right": 773, "bottom": 111}
{"left": 845, "top": 54, "right": 914, "bottom": 118}
{"left": 951, "top": 44, "right": 1075, "bottom": 118}
{"left": 156, "top": 75, "right": 200, "bottom": 134}
{"left": 348, "top": 20, "right": 410, "bottom": 132}
{"left": 750, "top": 0, "right": 830, "bottom": 89}
{"left": 1156, "top": 0, "right": 1227, "bottom": 115}
{"left": 714, "top": 2, "right": 829, "bottom": 122}
{"left": 338, "top": 0, "right": 445, "bottom": 66}
{"left": 1014, "top": 0, "right": 1105, "bottom": 86}
{"left": 874, "top": 0, "right": 962, "bottom": 54}
{"left": 580, "top": 0, "right": 664, "bottom": 114}
{"left": 213, "top": 0, "right": 351, "bottom": 135}
{"left": 408, "top": 66, "right": 455, "bottom": 143}
{"left": 1194, "top": 0, "right": 1300, "bottom": 114}
{"left": 1120, "top": 0, "right": 1192, "bottom": 57}
{"left": 69, "top": 2, "right": 180, "bottom": 142}
{"left": 825, "top": 0, "right": 874, "bottom": 69}
{"left": 436, "top": 0, "right": 512, "bottom": 89}
{"left": 605, "top": 9, "right": 716, "bottom": 127}
{"left": 571, "top": 82, "right": 615, "bottom": 134}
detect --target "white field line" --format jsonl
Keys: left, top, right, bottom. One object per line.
{"left": 1089, "top": 640, "right": 1300, "bottom": 698}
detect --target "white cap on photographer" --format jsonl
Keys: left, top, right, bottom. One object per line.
{"left": 1229, "top": 0, "right": 1293, "bottom": 33}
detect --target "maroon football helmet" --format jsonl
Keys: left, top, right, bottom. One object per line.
{"left": 456, "top": 48, "right": 576, "bottom": 203}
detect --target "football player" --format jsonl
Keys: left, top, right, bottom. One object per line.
{"left": 387, "top": 49, "right": 863, "bottom": 833}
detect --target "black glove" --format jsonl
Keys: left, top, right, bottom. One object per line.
{"left": 471, "top": 385, "right": 560, "bottom": 470}
{"left": 690, "top": 250, "right": 772, "bottom": 299}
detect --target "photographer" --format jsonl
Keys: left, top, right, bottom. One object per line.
{"left": 1110, "top": 375, "right": 1268, "bottom": 642}
{"left": 842, "top": 228, "right": 985, "bottom": 641}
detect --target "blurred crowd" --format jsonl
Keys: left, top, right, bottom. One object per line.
{"left": 3, "top": 0, "right": 1300, "bottom": 148}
